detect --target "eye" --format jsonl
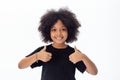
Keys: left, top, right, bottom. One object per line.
{"left": 62, "top": 28, "right": 67, "bottom": 31}
{"left": 51, "top": 28, "right": 56, "bottom": 32}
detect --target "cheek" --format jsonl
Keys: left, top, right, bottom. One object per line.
{"left": 64, "top": 32, "right": 68, "bottom": 38}
{"left": 50, "top": 32, "right": 54, "bottom": 37}
{"left": 65, "top": 31, "right": 68, "bottom": 36}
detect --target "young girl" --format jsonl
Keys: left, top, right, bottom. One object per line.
{"left": 18, "top": 8, "right": 98, "bottom": 80}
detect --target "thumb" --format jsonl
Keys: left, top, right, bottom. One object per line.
{"left": 74, "top": 46, "right": 78, "bottom": 52}
{"left": 42, "top": 46, "right": 46, "bottom": 51}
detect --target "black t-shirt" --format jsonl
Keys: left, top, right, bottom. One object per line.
{"left": 26, "top": 44, "right": 86, "bottom": 80}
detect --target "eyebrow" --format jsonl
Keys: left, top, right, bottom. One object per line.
{"left": 51, "top": 26, "right": 66, "bottom": 28}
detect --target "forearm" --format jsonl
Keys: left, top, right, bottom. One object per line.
{"left": 18, "top": 54, "right": 37, "bottom": 69}
{"left": 82, "top": 54, "right": 98, "bottom": 75}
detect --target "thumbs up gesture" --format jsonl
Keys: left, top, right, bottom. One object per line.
{"left": 69, "top": 46, "right": 84, "bottom": 64}
{"left": 37, "top": 46, "right": 52, "bottom": 62}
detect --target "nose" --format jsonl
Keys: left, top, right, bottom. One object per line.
{"left": 57, "top": 30, "right": 62, "bottom": 36}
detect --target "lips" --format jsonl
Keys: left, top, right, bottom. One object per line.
{"left": 56, "top": 36, "right": 63, "bottom": 40}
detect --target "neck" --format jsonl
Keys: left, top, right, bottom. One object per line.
{"left": 52, "top": 43, "right": 67, "bottom": 49}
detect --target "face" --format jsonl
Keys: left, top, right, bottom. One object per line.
{"left": 50, "top": 20, "right": 68, "bottom": 45}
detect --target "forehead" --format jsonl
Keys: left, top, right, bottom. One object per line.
{"left": 51, "top": 20, "right": 66, "bottom": 28}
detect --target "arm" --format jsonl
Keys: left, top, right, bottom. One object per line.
{"left": 69, "top": 46, "right": 98, "bottom": 75}
{"left": 18, "top": 46, "right": 52, "bottom": 69}
{"left": 81, "top": 54, "right": 98, "bottom": 75}
{"left": 18, "top": 53, "right": 37, "bottom": 69}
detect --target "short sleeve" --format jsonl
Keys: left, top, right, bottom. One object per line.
{"left": 26, "top": 46, "right": 44, "bottom": 57}
{"left": 75, "top": 60, "right": 86, "bottom": 73}
{"left": 26, "top": 46, "right": 44, "bottom": 68}
{"left": 31, "top": 60, "right": 43, "bottom": 68}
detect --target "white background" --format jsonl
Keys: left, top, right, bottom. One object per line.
{"left": 0, "top": 0, "right": 120, "bottom": 80}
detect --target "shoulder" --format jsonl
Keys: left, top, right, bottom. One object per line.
{"left": 35, "top": 44, "right": 51, "bottom": 51}
{"left": 26, "top": 45, "right": 51, "bottom": 57}
{"left": 66, "top": 45, "right": 75, "bottom": 53}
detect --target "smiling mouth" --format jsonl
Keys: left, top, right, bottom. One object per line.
{"left": 55, "top": 36, "right": 63, "bottom": 40}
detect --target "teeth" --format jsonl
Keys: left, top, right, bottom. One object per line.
{"left": 56, "top": 37, "right": 62, "bottom": 40}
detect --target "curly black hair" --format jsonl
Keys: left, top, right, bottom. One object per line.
{"left": 38, "top": 8, "right": 81, "bottom": 43}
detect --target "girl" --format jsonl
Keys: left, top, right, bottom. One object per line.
{"left": 18, "top": 8, "right": 98, "bottom": 80}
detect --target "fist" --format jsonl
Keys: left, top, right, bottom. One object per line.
{"left": 69, "top": 46, "right": 84, "bottom": 64}
{"left": 37, "top": 46, "right": 52, "bottom": 62}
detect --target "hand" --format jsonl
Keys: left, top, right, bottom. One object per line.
{"left": 37, "top": 46, "right": 52, "bottom": 62}
{"left": 69, "top": 46, "right": 84, "bottom": 64}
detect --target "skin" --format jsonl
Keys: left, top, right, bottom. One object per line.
{"left": 18, "top": 20, "right": 98, "bottom": 75}
{"left": 50, "top": 20, "right": 68, "bottom": 49}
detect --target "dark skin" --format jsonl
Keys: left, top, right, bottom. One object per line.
{"left": 18, "top": 20, "right": 98, "bottom": 75}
